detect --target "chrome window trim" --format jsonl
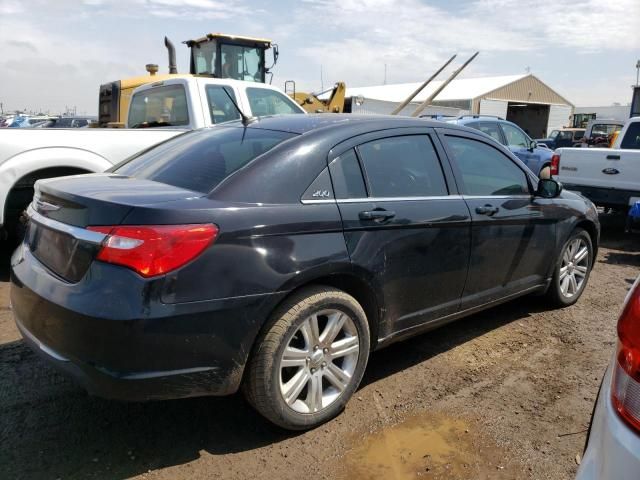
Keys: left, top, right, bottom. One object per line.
{"left": 462, "top": 194, "right": 533, "bottom": 200}
{"left": 302, "top": 195, "right": 464, "bottom": 204}
{"left": 301, "top": 194, "right": 533, "bottom": 205}
{"left": 27, "top": 205, "right": 107, "bottom": 245}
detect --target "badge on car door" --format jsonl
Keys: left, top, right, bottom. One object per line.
{"left": 602, "top": 168, "right": 620, "bottom": 175}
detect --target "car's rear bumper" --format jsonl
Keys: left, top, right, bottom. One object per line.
{"left": 563, "top": 183, "right": 640, "bottom": 209}
{"left": 10, "top": 244, "right": 285, "bottom": 401}
{"left": 577, "top": 362, "right": 640, "bottom": 480}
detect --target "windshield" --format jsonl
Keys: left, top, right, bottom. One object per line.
{"left": 128, "top": 84, "right": 189, "bottom": 128}
{"left": 115, "top": 127, "right": 297, "bottom": 193}
{"left": 548, "top": 130, "right": 559, "bottom": 139}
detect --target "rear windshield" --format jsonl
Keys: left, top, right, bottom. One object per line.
{"left": 115, "top": 127, "right": 297, "bottom": 193}
{"left": 128, "top": 84, "right": 189, "bottom": 128}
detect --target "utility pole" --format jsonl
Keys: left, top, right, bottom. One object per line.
{"left": 636, "top": 59, "right": 640, "bottom": 87}
{"left": 320, "top": 65, "right": 324, "bottom": 92}
{"left": 384, "top": 63, "right": 387, "bottom": 85}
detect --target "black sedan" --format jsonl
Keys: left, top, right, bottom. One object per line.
{"left": 11, "top": 115, "right": 599, "bottom": 430}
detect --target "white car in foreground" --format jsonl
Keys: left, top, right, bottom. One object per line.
{"left": 577, "top": 276, "right": 640, "bottom": 479}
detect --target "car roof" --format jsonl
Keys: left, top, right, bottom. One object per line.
{"left": 222, "top": 114, "right": 448, "bottom": 135}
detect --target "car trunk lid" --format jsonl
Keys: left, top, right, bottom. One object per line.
{"left": 26, "top": 173, "right": 205, "bottom": 282}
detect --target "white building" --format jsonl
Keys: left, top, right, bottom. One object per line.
{"left": 345, "top": 74, "right": 574, "bottom": 138}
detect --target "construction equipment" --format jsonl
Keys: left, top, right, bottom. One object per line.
{"left": 98, "top": 33, "right": 278, "bottom": 127}
{"left": 631, "top": 86, "right": 640, "bottom": 118}
{"left": 287, "top": 81, "right": 348, "bottom": 113}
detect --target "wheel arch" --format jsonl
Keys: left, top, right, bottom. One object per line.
{"left": 575, "top": 219, "right": 599, "bottom": 259}
{"left": 0, "top": 148, "right": 111, "bottom": 226}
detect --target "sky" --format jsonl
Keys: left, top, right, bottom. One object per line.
{"left": 0, "top": 0, "right": 638, "bottom": 115}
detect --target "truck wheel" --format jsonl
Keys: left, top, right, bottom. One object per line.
{"left": 244, "top": 286, "right": 370, "bottom": 430}
{"left": 547, "top": 228, "right": 593, "bottom": 307}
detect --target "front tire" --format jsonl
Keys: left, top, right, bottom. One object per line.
{"left": 244, "top": 286, "right": 370, "bottom": 430}
{"left": 547, "top": 228, "right": 593, "bottom": 307}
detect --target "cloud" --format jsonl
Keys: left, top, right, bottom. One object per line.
{"left": 0, "top": 0, "right": 24, "bottom": 14}
{"left": 0, "top": 0, "right": 636, "bottom": 113}
{"left": 6, "top": 40, "right": 38, "bottom": 53}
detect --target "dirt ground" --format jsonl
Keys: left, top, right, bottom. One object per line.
{"left": 1, "top": 213, "right": 638, "bottom": 480}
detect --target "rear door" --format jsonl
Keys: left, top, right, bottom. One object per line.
{"left": 438, "top": 129, "right": 557, "bottom": 308}
{"left": 329, "top": 128, "right": 471, "bottom": 338}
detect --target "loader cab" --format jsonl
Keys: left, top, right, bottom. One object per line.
{"left": 186, "top": 34, "right": 277, "bottom": 83}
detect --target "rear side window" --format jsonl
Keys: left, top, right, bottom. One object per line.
{"left": 466, "top": 122, "right": 503, "bottom": 144}
{"left": 246, "top": 88, "right": 303, "bottom": 116}
{"left": 206, "top": 85, "right": 241, "bottom": 124}
{"left": 357, "top": 135, "right": 448, "bottom": 197}
{"left": 329, "top": 149, "right": 366, "bottom": 199}
{"left": 115, "top": 127, "right": 296, "bottom": 193}
{"left": 621, "top": 123, "right": 640, "bottom": 149}
{"left": 444, "top": 135, "right": 529, "bottom": 196}
{"left": 128, "top": 84, "right": 189, "bottom": 128}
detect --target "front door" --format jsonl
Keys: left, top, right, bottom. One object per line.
{"left": 501, "top": 122, "right": 540, "bottom": 170}
{"left": 329, "top": 130, "right": 471, "bottom": 338}
{"left": 439, "top": 130, "right": 557, "bottom": 309}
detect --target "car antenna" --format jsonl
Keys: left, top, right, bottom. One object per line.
{"left": 221, "top": 87, "right": 257, "bottom": 126}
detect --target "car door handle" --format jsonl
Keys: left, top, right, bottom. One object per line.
{"left": 606, "top": 155, "right": 620, "bottom": 160}
{"left": 475, "top": 204, "right": 499, "bottom": 216}
{"left": 359, "top": 209, "right": 396, "bottom": 221}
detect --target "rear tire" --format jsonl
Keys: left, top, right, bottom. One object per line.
{"left": 546, "top": 228, "right": 593, "bottom": 307}
{"left": 244, "top": 286, "right": 370, "bottom": 430}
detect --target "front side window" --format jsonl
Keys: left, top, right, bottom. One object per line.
{"left": 467, "top": 121, "right": 504, "bottom": 144}
{"left": 115, "top": 127, "right": 296, "bottom": 193}
{"left": 501, "top": 123, "right": 529, "bottom": 148}
{"left": 205, "top": 85, "right": 241, "bottom": 124}
{"left": 246, "top": 88, "right": 303, "bottom": 116}
{"left": 444, "top": 135, "right": 530, "bottom": 196}
{"left": 128, "top": 84, "right": 189, "bottom": 128}
{"left": 357, "top": 135, "right": 448, "bottom": 198}
{"left": 558, "top": 131, "right": 574, "bottom": 141}
{"left": 220, "top": 44, "right": 262, "bottom": 82}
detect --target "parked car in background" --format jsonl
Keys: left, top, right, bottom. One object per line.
{"left": 536, "top": 128, "right": 585, "bottom": 150}
{"left": 577, "top": 276, "right": 640, "bottom": 480}
{"left": 554, "top": 116, "right": 640, "bottom": 210}
{"left": 580, "top": 119, "right": 625, "bottom": 148}
{"left": 0, "top": 78, "right": 305, "bottom": 241}
{"left": 448, "top": 115, "right": 553, "bottom": 176}
{"left": 32, "top": 116, "right": 96, "bottom": 128}
{"left": 11, "top": 115, "right": 599, "bottom": 430}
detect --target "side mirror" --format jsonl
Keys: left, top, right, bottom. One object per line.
{"left": 528, "top": 140, "right": 537, "bottom": 152}
{"left": 536, "top": 178, "right": 563, "bottom": 198}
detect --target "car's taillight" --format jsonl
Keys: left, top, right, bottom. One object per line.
{"left": 550, "top": 154, "right": 560, "bottom": 176}
{"left": 87, "top": 224, "right": 218, "bottom": 277}
{"left": 612, "top": 278, "right": 640, "bottom": 433}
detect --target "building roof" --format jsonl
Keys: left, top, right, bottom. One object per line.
{"left": 343, "top": 74, "right": 529, "bottom": 103}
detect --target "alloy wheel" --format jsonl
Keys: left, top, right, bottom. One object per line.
{"left": 278, "top": 309, "right": 360, "bottom": 414}
{"left": 559, "top": 237, "right": 590, "bottom": 298}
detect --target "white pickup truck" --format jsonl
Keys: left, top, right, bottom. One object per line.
{"left": 0, "top": 77, "right": 305, "bottom": 239}
{"left": 553, "top": 116, "right": 640, "bottom": 210}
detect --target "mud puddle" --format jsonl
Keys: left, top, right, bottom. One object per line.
{"left": 342, "top": 411, "right": 521, "bottom": 479}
